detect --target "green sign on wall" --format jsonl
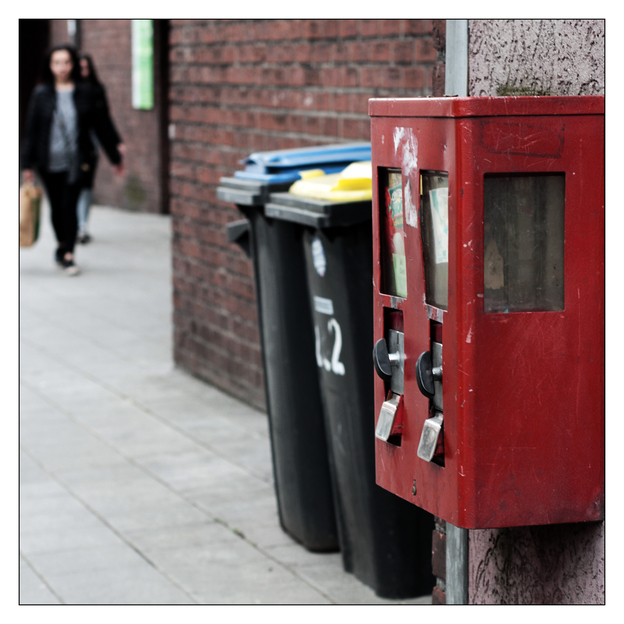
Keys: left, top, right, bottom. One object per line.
{"left": 132, "top": 20, "right": 154, "bottom": 110}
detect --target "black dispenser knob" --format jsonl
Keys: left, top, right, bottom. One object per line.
{"left": 416, "top": 351, "right": 435, "bottom": 399}
{"left": 373, "top": 338, "right": 393, "bottom": 382}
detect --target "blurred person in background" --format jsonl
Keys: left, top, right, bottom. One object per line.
{"left": 75, "top": 53, "right": 125, "bottom": 244}
{"left": 21, "top": 44, "right": 124, "bottom": 276}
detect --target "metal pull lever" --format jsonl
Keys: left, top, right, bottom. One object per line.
{"left": 417, "top": 344, "right": 444, "bottom": 462}
{"left": 417, "top": 412, "right": 444, "bottom": 462}
{"left": 373, "top": 338, "right": 401, "bottom": 382}
{"left": 375, "top": 392, "right": 402, "bottom": 441}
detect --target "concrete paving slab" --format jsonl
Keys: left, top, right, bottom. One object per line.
{"left": 19, "top": 450, "right": 52, "bottom": 484}
{"left": 39, "top": 561, "right": 195, "bottom": 605}
{"left": 20, "top": 523, "right": 126, "bottom": 557}
{"left": 293, "top": 560, "right": 432, "bottom": 605}
{"left": 74, "top": 411, "right": 200, "bottom": 460}
{"left": 238, "top": 520, "right": 304, "bottom": 551}
{"left": 123, "top": 520, "right": 228, "bottom": 553}
{"left": 20, "top": 482, "right": 128, "bottom": 551}
{"left": 20, "top": 485, "right": 96, "bottom": 522}
{"left": 21, "top": 426, "right": 130, "bottom": 474}
{"left": 73, "top": 492, "right": 209, "bottom": 534}
{"left": 125, "top": 527, "right": 331, "bottom": 604}
{"left": 25, "top": 542, "right": 152, "bottom": 577}
{"left": 58, "top": 398, "right": 157, "bottom": 432}
{"left": 138, "top": 449, "right": 250, "bottom": 493}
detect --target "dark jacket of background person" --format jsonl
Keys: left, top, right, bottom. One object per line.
{"left": 20, "top": 81, "right": 122, "bottom": 181}
{"left": 81, "top": 81, "right": 122, "bottom": 188}
{"left": 91, "top": 80, "right": 122, "bottom": 146}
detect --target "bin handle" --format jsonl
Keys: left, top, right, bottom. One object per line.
{"left": 227, "top": 219, "right": 251, "bottom": 257}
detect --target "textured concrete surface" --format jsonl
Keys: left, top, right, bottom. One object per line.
{"left": 468, "top": 19, "right": 605, "bottom": 97}
{"left": 18, "top": 201, "right": 431, "bottom": 606}
{"left": 468, "top": 523, "right": 605, "bottom": 604}
{"left": 465, "top": 18, "right": 605, "bottom": 606}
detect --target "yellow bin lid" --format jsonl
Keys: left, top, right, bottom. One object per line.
{"left": 288, "top": 161, "right": 372, "bottom": 201}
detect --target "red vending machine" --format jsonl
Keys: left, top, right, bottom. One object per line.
{"left": 369, "top": 96, "right": 604, "bottom": 529}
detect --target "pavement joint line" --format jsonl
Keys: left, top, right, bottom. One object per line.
{"left": 19, "top": 444, "right": 202, "bottom": 605}
{"left": 21, "top": 204, "right": 400, "bottom": 604}
{"left": 19, "top": 310, "right": 161, "bottom": 371}
{"left": 208, "top": 518, "right": 338, "bottom": 604}
{"left": 21, "top": 379, "right": 337, "bottom": 603}
{"left": 21, "top": 439, "right": 335, "bottom": 604}
{"left": 20, "top": 551, "right": 66, "bottom": 605}
{"left": 20, "top": 377, "right": 225, "bottom": 522}
{"left": 19, "top": 339, "right": 273, "bottom": 484}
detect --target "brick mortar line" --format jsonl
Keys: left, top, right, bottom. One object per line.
{"left": 168, "top": 37, "right": 429, "bottom": 45}
{"left": 169, "top": 102, "right": 375, "bottom": 112}
{"left": 168, "top": 112, "right": 374, "bottom": 122}
{"left": 173, "top": 328, "right": 263, "bottom": 356}
{"left": 167, "top": 131, "right": 371, "bottom": 147}
{"left": 172, "top": 289, "right": 258, "bottom": 311}
{"left": 172, "top": 260, "right": 254, "bottom": 282}
{"left": 171, "top": 266, "right": 255, "bottom": 286}
{"left": 169, "top": 35, "right": 430, "bottom": 45}
{"left": 172, "top": 313, "right": 260, "bottom": 336}
{"left": 168, "top": 32, "right": 434, "bottom": 41}
{"left": 168, "top": 121, "right": 372, "bottom": 130}
{"left": 168, "top": 84, "right": 432, "bottom": 93}
{"left": 169, "top": 58, "right": 436, "bottom": 66}
{"left": 168, "top": 115, "right": 372, "bottom": 123}
{"left": 171, "top": 249, "right": 255, "bottom": 275}
{"left": 168, "top": 85, "right": 431, "bottom": 93}
{"left": 173, "top": 335, "right": 262, "bottom": 365}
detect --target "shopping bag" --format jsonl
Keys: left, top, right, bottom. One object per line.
{"left": 20, "top": 182, "right": 42, "bottom": 247}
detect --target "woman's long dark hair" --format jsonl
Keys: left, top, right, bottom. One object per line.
{"left": 40, "top": 44, "right": 82, "bottom": 85}
{"left": 79, "top": 54, "right": 102, "bottom": 87}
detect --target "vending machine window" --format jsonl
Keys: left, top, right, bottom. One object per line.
{"left": 483, "top": 173, "right": 565, "bottom": 313}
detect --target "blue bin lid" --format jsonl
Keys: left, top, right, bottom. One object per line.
{"left": 234, "top": 162, "right": 359, "bottom": 184}
{"left": 240, "top": 142, "right": 371, "bottom": 172}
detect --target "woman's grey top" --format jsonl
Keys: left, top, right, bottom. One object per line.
{"left": 48, "top": 89, "right": 78, "bottom": 177}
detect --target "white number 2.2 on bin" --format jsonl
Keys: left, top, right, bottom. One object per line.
{"left": 315, "top": 319, "right": 345, "bottom": 376}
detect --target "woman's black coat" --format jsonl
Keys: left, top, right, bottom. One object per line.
{"left": 20, "top": 81, "right": 122, "bottom": 178}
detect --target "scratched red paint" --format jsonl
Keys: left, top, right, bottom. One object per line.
{"left": 369, "top": 96, "right": 604, "bottom": 529}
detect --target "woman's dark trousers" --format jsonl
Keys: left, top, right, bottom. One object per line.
{"left": 40, "top": 171, "right": 81, "bottom": 256}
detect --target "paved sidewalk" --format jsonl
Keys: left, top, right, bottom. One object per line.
{"left": 19, "top": 202, "right": 431, "bottom": 605}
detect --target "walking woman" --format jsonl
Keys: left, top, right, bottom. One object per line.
{"left": 76, "top": 53, "right": 125, "bottom": 244}
{"left": 21, "top": 44, "right": 123, "bottom": 275}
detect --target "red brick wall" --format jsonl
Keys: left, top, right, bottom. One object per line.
{"left": 49, "top": 20, "right": 72, "bottom": 47}
{"left": 169, "top": 19, "right": 442, "bottom": 410}
{"left": 50, "top": 19, "right": 167, "bottom": 213}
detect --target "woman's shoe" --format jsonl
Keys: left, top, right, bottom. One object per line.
{"left": 54, "top": 248, "right": 64, "bottom": 267}
{"left": 77, "top": 230, "right": 91, "bottom": 244}
{"left": 62, "top": 257, "right": 80, "bottom": 276}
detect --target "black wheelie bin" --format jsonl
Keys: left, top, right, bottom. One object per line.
{"left": 264, "top": 163, "right": 435, "bottom": 598}
{"left": 217, "top": 143, "right": 371, "bottom": 552}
